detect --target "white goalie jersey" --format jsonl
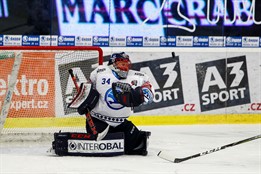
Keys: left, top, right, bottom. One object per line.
{"left": 89, "top": 65, "right": 154, "bottom": 127}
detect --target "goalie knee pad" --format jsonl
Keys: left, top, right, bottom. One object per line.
{"left": 52, "top": 132, "right": 125, "bottom": 157}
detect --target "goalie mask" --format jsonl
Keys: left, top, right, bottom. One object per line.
{"left": 108, "top": 52, "right": 131, "bottom": 79}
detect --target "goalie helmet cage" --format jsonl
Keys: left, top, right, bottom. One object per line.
{"left": 0, "top": 46, "right": 103, "bottom": 141}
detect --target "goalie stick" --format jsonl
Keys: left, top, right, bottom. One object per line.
{"left": 158, "top": 134, "right": 261, "bottom": 163}
{"left": 68, "top": 69, "right": 109, "bottom": 141}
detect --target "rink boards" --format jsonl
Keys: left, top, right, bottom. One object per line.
{"left": 1, "top": 48, "right": 260, "bottom": 129}
{"left": 3, "top": 114, "right": 260, "bottom": 129}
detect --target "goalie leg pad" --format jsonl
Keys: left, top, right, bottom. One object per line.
{"left": 52, "top": 132, "right": 125, "bottom": 157}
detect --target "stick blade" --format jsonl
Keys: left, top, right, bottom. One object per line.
{"left": 157, "top": 151, "right": 175, "bottom": 163}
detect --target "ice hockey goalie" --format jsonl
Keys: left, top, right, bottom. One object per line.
{"left": 50, "top": 52, "right": 154, "bottom": 157}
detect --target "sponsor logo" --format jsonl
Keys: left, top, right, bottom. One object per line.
{"left": 3, "top": 35, "right": 22, "bottom": 46}
{"left": 176, "top": 36, "right": 193, "bottom": 47}
{"left": 134, "top": 72, "right": 144, "bottom": 76}
{"left": 132, "top": 56, "right": 184, "bottom": 112}
{"left": 58, "top": 36, "right": 75, "bottom": 46}
{"left": 93, "top": 36, "right": 109, "bottom": 46}
{"left": 209, "top": 36, "right": 225, "bottom": 47}
{"left": 56, "top": 0, "right": 259, "bottom": 36}
{"left": 242, "top": 37, "right": 259, "bottom": 47}
{"left": 109, "top": 36, "right": 126, "bottom": 47}
{"left": 75, "top": 36, "right": 92, "bottom": 46}
{"left": 22, "top": 36, "right": 39, "bottom": 42}
{"left": 0, "top": 75, "right": 49, "bottom": 97}
{"left": 126, "top": 36, "right": 143, "bottom": 47}
{"left": 143, "top": 36, "right": 160, "bottom": 47}
{"left": 97, "top": 68, "right": 106, "bottom": 73}
{"left": 226, "top": 36, "right": 242, "bottom": 47}
{"left": 71, "top": 133, "right": 92, "bottom": 139}
{"left": 127, "top": 36, "right": 142, "bottom": 42}
{"left": 56, "top": 0, "right": 163, "bottom": 36}
{"left": 40, "top": 35, "right": 58, "bottom": 46}
{"left": 4, "top": 36, "right": 20, "bottom": 41}
{"left": 0, "top": 53, "right": 55, "bottom": 117}
{"left": 196, "top": 56, "right": 250, "bottom": 112}
{"left": 76, "top": 36, "right": 91, "bottom": 42}
{"left": 110, "top": 37, "right": 125, "bottom": 42}
{"left": 22, "top": 35, "right": 39, "bottom": 46}
{"left": 68, "top": 139, "right": 124, "bottom": 153}
{"left": 104, "top": 89, "right": 124, "bottom": 110}
{"left": 41, "top": 36, "right": 57, "bottom": 42}
{"left": 193, "top": 36, "right": 209, "bottom": 47}
{"left": 160, "top": 36, "right": 176, "bottom": 47}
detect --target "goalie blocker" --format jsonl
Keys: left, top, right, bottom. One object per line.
{"left": 52, "top": 131, "right": 125, "bottom": 156}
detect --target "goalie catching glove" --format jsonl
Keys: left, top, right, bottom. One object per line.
{"left": 68, "top": 82, "right": 99, "bottom": 115}
{"left": 112, "top": 82, "right": 145, "bottom": 107}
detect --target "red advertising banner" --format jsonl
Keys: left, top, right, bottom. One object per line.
{"left": 0, "top": 52, "right": 55, "bottom": 118}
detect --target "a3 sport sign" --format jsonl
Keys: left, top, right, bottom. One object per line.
{"left": 59, "top": 54, "right": 184, "bottom": 115}
{"left": 132, "top": 55, "right": 184, "bottom": 113}
{"left": 196, "top": 56, "right": 250, "bottom": 112}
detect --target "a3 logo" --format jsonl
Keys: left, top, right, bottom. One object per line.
{"left": 196, "top": 56, "right": 250, "bottom": 111}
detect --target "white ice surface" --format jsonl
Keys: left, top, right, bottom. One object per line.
{"left": 0, "top": 124, "right": 260, "bottom": 174}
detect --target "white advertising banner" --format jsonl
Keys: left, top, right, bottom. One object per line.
{"left": 56, "top": 48, "right": 261, "bottom": 117}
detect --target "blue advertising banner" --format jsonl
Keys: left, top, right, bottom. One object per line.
{"left": 0, "top": 35, "right": 261, "bottom": 48}
{"left": 58, "top": 36, "right": 75, "bottom": 46}
{"left": 126, "top": 36, "right": 143, "bottom": 47}
{"left": 22, "top": 35, "right": 40, "bottom": 46}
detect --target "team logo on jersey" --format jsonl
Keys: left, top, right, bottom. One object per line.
{"left": 104, "top": 88, "right": 124, "bottom": 110}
